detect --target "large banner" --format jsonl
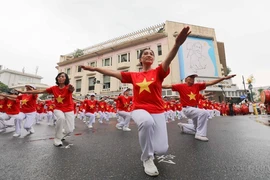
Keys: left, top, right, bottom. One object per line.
{"left": 178, "top": 37, "right": 218, "bottom": 79}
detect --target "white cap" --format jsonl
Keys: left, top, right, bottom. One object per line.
{"left": 25, "top": 84, "right": 36, "bottom": 90}
{"left": 122, "top": 88, "right": 131, "bottom": 94}
{"left": 89, "top": 93, "right": 95, "bottom": 97}
{"left": 184, "top": 72, "right": 198, "bottom": 79}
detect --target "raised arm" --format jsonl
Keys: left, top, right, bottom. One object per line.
{"left": 162, "top": 26, "right": 191, "bottom": 71}
{"left": 16, "top": 89, "right": 47, "bottom": 94}
{"left": 80, "top": 66, "right": 122, "bottom": 81}
{"left": 0, "top": 93, "right": 18, "bottom": 99}
{"left": 162, "top": 85, "right": 173, "bottom": 89}
{"left": 205, "top": 74, "right": 236, "bottom": 87}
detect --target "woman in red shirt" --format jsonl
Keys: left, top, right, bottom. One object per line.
{"left": 17, "top": 72, "right": 75, "bottom": 147}
{"left": 81, "top": 26, "right": 191, "bottom": 177}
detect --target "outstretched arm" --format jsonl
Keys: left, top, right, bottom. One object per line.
{"left": 0, "top": 93, "right": 18, "bottom": 99}
{"left": 205, "top": 74, "right": 236, "bottom": 87}
{"left": 162, "top": 85, "right": 173, "bottom": 89}
{"left": 80, "top": 66, "right": 122, "bottom": 81}
{"left": 16, "top": 89, "right": 47, "bottom": 94}
{"left": 162, "top": 26, "right": 191, "bottom": 71}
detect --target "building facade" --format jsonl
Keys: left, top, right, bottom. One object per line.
{"left": 0, "top": 67, "right": 48, "bottom": 90}
{"left": 57, "top": 20, "right": 243, "bottom": 102}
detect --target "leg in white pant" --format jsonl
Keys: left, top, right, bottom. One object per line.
{"left": 182, "top": 107, "right": 210, "bottom": 137}
{"left": 23, "top": 112, "right": 36, "bottom": 131}
{"left": 85, "top": 112, "right": 95, "bottom": 126}
{"left": 132, "top": 109, "right": 168, "bottom": 161}
{"left": 54, "top": 110, "right": 75, "bottom": 140}
{"left": 118, "top": 111, "right": 131, "bottom": 128}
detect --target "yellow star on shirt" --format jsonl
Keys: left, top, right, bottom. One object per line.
{"left": 187, "top": 92, "right": 196, "bottom": 101}
{"left": 124, "top": 103, "right": 129, "bottom": 108}
{"left": 56, "top": 95, "right": 64, "bottom": 104}
{"left": 90, "top": 105, "right": 94, "bottom": 109}
{"left": 136, "top": 78, "right": 154, "bottom": 94}
{"left": 7, "top": 103, "right": 12, "bottom": 109}
{"left": 21, "top": 99, "right": 28, "bottom": 105}
{"left": 0, "top": 105, "right": 3, "bottom": 109}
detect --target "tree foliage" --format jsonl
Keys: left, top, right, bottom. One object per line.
{"left": 0, "top": 82, "right": 9, "bottom": 93}
{"left": 73, "top": 49, "right": 84, "bottom": 58}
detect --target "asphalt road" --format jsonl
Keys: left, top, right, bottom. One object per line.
{"left": 1, "top": 115, "right": 270, "bottom": 180}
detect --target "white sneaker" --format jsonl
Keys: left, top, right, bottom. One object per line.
{"left": 0, "top": 128, "right": 6, "bottom": 133}
{"left": 88, "top": 125, "right": 93, "bottom": 129}
{"left": 143, "top": 158, "right": 159, "bottom": 176}
{"left": 13, "top": 133, "right": 21, "bottom": 137}
{"left": 195, "top": 135, "right": 209, "bottom": 142}
{"left": 29, "top": 127, "right": 35, "bottom": 134}
{"left": 115, "top": 124, "right": 122, "bottom": 130}
{"left": 123, "top": 127, "right": 131, "bottom": 132}
{"left": 54, "top": 138, "right": 63, "bottom": 146}
{"left": 177, "top": 123, "right": 184, "bottom": 133}
{"left": 178, "top": 123, "right": 195, "bottom": 135}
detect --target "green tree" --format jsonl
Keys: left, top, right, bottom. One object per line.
{"left": 0, "top": 82, "right": 9, "bottom": 93}
{"left": 39, "top": 93, "right": 49, "bottom": 100}
{"left": 73, "top": 49, "right": 84, "bottom": 58}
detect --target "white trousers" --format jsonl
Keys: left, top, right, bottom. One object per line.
{"left": 132, "top": 109, "right": 168, "bottom": 161}
{"left": 54, "top": 110, "right": 75, "bottom": 140}
{"left": 21, "top": 111, "right": 36, "bottom": 130}
{"left": 117, "top": 111, "right": 131, "bottom": 128}
{"left": 182, "top": 107, "right": 210, "bottom": 136}
{"left": 1, "top": 112, "right": 24, "bottom": 134}
{"left": 85, "top": 112, "right": 95, "bottom": 126}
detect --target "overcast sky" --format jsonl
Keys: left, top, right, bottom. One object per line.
{"left": 1, "top": 0, "right": 269, "bottom": 89}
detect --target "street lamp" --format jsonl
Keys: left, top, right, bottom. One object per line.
{"left": 248, "top": 83, "right": 253, "bottom": 102}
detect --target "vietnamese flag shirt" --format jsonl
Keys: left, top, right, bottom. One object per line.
{"left": 5, "top": 98, "right": 20, "bottom": 115}
{"left": 121, "top": 65, "right": 170, "bottom": 114}
{"left": 18, "top": 94, "right": 38, "bottom": 113}
{"left": 84, "top": 99, "right": 98, "bottom": 114}
{"left": 117, "top": 95, "right": 133, "bottom": 112}
{"left": 172, "top": 83, "right": 206, "bottom": 107}
{"left": 0, "top": 99, "right": 6, "bottom": 113}
{"left": 46, "top": 85, "right": 74, "bottom": 112}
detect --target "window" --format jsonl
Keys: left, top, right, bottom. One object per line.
{"left": 118, "top": 53, "right": 130, "bottom": 63}
{"left": 102, "top": 57, "right": 112, "bottom": 66}
{"left": 228, "top": 91, "right": 231, "bottom": 96}
{"left": 66, "top": 68, "right": 71, "bottom": 75}
{"left": 167, "top": 90, "right": 172, "bottom": 96}
{"left": 103, "top": 75, "right": 110, "bottom": 89}
{"left": 232, "top": 91, "right": 235, "bottom": 96}
{"left": 88, "top": 77, "right": 95, "bottom": 91}
{"left": 138, "top": 67, "right": 143, "bottom": 72}
{"left": 76, "top": 79, "right": 81, "bottom": 92}
{"left": 88, "top": 61, "right": 96, "bottom": 67}
{"left": 157, "top": 44, "right": 162, "bottom": 56}
{"left": 77, "top": 66, "right": 82, "bottom": 72}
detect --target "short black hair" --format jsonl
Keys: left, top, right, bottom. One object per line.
{"left": 55, "top": 72, "right": 70, "bottom": 86}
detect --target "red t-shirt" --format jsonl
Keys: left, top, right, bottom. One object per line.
{"left": 117, "top": 95, "right": 133, "bottom": 112}
{"left": 46, "top": 85, "right": 74, "bottom": 112}
{"left": 0, "top": 99, "right": 6, "bottom": 113}
{"left": 175, "top": 102, "right": 183, "bottom": 111}
{"left": 45, "top": 100, "right": 55, "bottom": 112}
{"left": 36, "top": 103, "right": 44, "bottom": 113}
{"left": 5, "top": 98, "right": 20, "bottom": 115}
{"left": 121, "top": 65, "right": 170, "bottom": 113}
{"left": 98, "top": 101, "right": 107, "bottom": 112}
{"left": 84, "top": 99, "right": 98, "bottom": 114}
{"left": 172, "top": 83, "right": 206, "bottom": 107}
{"left": 18, "top": 94, "right": 37, "bottom": 113}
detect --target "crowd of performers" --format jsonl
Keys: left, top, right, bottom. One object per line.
{"left": 0, "top": 26, "right": 251, "bottom": 177}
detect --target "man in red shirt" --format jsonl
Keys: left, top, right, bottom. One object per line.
{"left": 0, "top": 89, "right": 24, "bottom": 136}
{"left": 163, "top": 73, "right": 236, "bottom": 141}
{"left": 110, "top": 88, "right": 133, "bottom": 131}
{"left": 83, "top": 93, "right": 98, "bottom": 128}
